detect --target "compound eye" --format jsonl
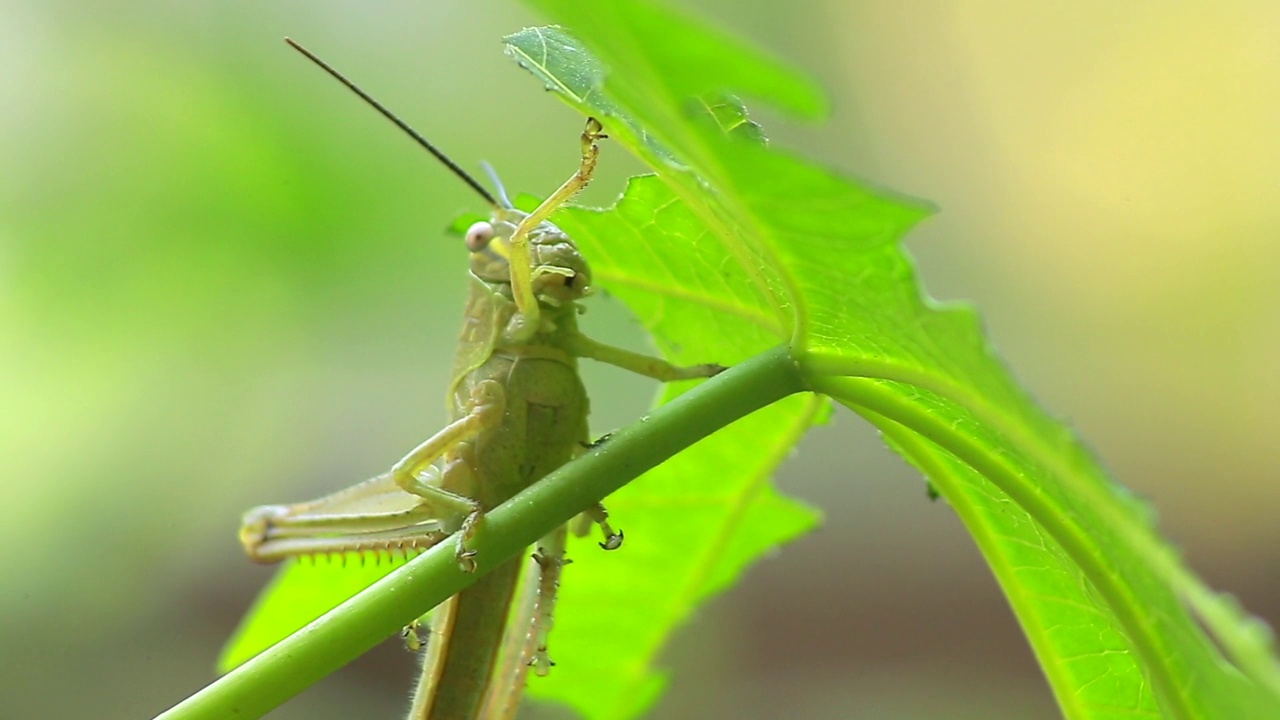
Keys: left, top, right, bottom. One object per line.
{"left": 464, "top": 221, "right": 495, "bottom": 252}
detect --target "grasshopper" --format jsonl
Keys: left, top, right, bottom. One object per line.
{"left": 237, "top": 39, "right": 722, "bottom": 719}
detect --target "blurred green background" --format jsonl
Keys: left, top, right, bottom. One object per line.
{"left": 3, "top": 1, "right": 1277, "bottom": 718}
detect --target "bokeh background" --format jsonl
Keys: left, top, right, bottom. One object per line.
{"left": 4, "top": 1, "right": 1278, "bottom": 718}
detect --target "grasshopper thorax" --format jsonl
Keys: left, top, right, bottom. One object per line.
{"left": 465, "top": 206, "right": 591, "bottom": 308}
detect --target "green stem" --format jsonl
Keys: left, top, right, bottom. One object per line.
{"left": 155, "top": 345, "right": 805, "bottom": 720}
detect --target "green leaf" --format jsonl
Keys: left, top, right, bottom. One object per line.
{"left": 507, "top": 3, "right": 1280, "bottom": 719}
{"left": 219, "top": 4, "right": 1280, "bottom": 719}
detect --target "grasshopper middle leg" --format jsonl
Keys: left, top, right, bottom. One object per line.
{"left": 564, "top": 333, "right": 726, "bottom": 382}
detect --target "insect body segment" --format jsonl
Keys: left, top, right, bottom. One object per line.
{"left": 235, "top": 39, "right": 725, "bottom": 720}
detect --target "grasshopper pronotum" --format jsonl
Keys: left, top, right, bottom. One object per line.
{"left": 237, "top": 39, "right": 722, "bottom": 719}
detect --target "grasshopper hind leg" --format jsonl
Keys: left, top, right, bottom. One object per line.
{"left": 389, "top": 379, "right": 508, "bottom": 571}
{"left": 238, "top": 380, "right": 505, "bottom": 570}
{"left": 403, "top": 456, "right": 485, "bottom": 572}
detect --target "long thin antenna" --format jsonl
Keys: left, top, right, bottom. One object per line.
{"left": 284, "top": 37, "right": 499, "bottom": 208}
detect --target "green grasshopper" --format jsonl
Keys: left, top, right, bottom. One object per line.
{"left": 237, "top": 39, "right": 722, "bottom": 719}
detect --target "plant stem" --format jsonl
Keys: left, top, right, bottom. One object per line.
{"left": 155, "top": 344, "right": 805, "bottom": 720}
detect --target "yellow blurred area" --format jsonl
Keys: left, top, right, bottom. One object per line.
{"left": 824, "top": 2, "right": 1280, "bottom": 551}
{"left": 2, "top": 1, "right": 1276, "bottom": 719}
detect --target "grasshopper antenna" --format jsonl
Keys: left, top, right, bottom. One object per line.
{"left": 479, "top": 161, "right": 515, "bottom": 208}
{"left": 284, "top": 37, "right": 500, "bottom": 209}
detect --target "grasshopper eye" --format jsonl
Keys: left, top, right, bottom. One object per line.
{"left": 465, "top": 221, "right": 495, "bottom": 252}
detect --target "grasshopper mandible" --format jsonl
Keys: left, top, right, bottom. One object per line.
{"left": 236, "top": 39, "right": 723, "bottom": 719}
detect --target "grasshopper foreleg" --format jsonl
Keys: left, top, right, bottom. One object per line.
{"left": 505, "top": 118, "right": 606, "bottom": 342}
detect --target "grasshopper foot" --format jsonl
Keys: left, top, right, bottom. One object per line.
{"left": 571, "top": 502, "right": 624, "bottom": 550}
{"left": 401, "top": 621, "right": 428, "bottom": 653}
{"left": 454, "top": 509, "right": 483, "bottom": 572}
{"left": 529, "top": 649, "right": 556, "bottom": 677}
{"left": 581, "top": 432, "right": 613, "bottom": 450}
{"left": 532, "top": 547, "right": 572, "bottom": 568}
{"left": 599, "top": 528, "right": 624, "bottom": 551}
{"left": 239, "top": 505, "right": 290, "bottom": 563}
{"left": 456, "top": 548, "right": 478, "bottom": 573}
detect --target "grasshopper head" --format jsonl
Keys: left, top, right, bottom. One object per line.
{"left": 465, "top": 208, "right": 592, "bottom": 306}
